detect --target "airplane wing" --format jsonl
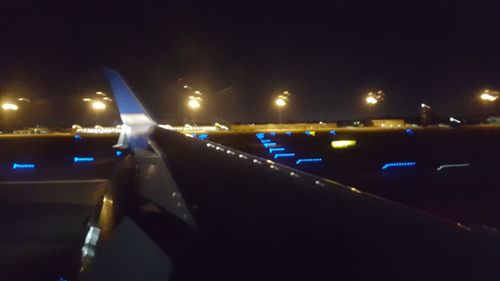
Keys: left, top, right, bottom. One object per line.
{"left": 90, "top": 68, "right": 500, "bottom": 281}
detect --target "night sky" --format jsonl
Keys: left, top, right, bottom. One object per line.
{"left": 0, "top": 1, "right": 499, "bottom": 126}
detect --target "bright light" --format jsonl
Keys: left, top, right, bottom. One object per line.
{"left": 381, "top": 161, "right": 416, "bottom": 170}
{"left": 17, "top": 97, "right": 31, "bottom": 102}
{"left": 274, "top": 153, "right": 295, "bottom": 159}
{"left": 275, "top": 98, "right": 286, "bottom": 107}
{"left": 96, "top": 91, "right": 106, "bottom": 96}
{"left": 481, "top": 93, "right": 497, "bottom": 102}
{"left": 436, "top": 163, "right": 469, "bottom": 171}
{"left": 366, "top": 90, "right": 384, "bottom": 105}
{"left": 102, "top": 97, "right": 112, "bottom": 101}
{"left": 366, "top": 96, "right": 378, "bottom": 105}
{"left": 194, "top": 90, "right": 201, "bottom": 95}
{"left": 12, "top": 163, "right": 35, "bottom": 169}
{"left": 449, "top": 117, "right": 461, "bottom": 123}
{"left": 296, "top": 158, "right": 322, "bottom": 164}
{"left": 331, "top": 140, "right": 357, "bottom": 149}
{"left": 83, "top": 98, "right": 92, "bottom": 102}
{"left": 421, "top": 103, "right": 431, "bottom": 109}
{"left": 92, "top": 101, "right": 106, "bottom": 110}
{"left": 74, "top": 157, "right": 95, "bottom": 163}
{"left": 188, "top": 99, "right": 201, "bottom": 109}
{"left": 2, "top": 103, "right": 19, "bottom": 111}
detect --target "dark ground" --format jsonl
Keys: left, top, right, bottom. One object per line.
{"left": 206, "top": 126, "right": 500, "bottom": 229}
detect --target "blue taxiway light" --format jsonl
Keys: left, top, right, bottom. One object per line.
{"left": 263, "top": 142, "right": 277, "bottom": 148}
{"left": 74, "top": 134, "right": 83, "bottom": 140}
{"left": 269, "top": 147, "right": 286, "bottom": 153}
{"left": 329, "top": 130, "right": 337, "bottom": 136}
{"left": 296, "top": 158, "right": 322, "bottom": 164}
{"left": 285, "top": 131, "right": 292, "bottom": 136}
{"left": 115, "top": 150, "right": 123, "bottom": 156}
{"left": 197, "top": 134, "right": 208, "bottom": 140}
{"left": 74, "top": 157, "right": 95, "bottom": 163}
{"left": 274, "top": 153, "right": 295, "bottom": 159}
{"left": 256, "top": 133, "right": 265, "bottom": 139}
{"left": 405, "top": 128, "right": 414, "bottom": 135}
{"left": 381, "top": 161, "right": 416, "bottom": 170}
{"left": 261, "top": 139, "right": 271, "bottom": 143}
{"left": 12, "top": 163, "right": 36, "bottom": 170}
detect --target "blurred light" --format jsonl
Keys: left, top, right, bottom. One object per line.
{"left": 421, "top": 103, "right": 431, "bottom": 109}
{"left": 102, "top": 97, "right": 113, "bottom": 101}
{"left": 270, "top": 132, "right": 276, "bottom": 136}
{"left": 96, "top": 91, "right": 106, "bottom": 96}
{"left": 194, "top": 90, "right": 201, "bottom": 95}
{"left": 366, "top": 96, "right": 378, "bottom": 104}
{"left": 381, "top": 161, "right": 416, "bottom": 170}
{"left": 331, "top": 140, "right": 356, "bottom": 149}
{"left": 261, "top": 139, "right": 271, "bottom": 143}
{"left": 449, "top": 117, "right": 461, "bottom": 123}
{"left": 84, "top": 226, "right": 101, "bottom": 245}
{"left": 436, "top": 163, "right": 469, "bottom": 171}
{"left": 92, "top": 101, "right": 106, "bottom": 110}
{"left": 263, "top": 142, "right": 277, "bottom": 147}
{"left": 115, "top": 150, "right": 122, "bottom": 156}
{"left": 74, "top": 157, "right": 95, "bottom": 163}
{"left": 12, "top": 163, "right": 35, "bottom": 169}
{"left": 350, "top": 187, "right": 362, "bottom": 194}
{"left": 405, "top": 128, "right": 414, "bottom": 135}
{"left": 197, "top": 134, "right": 208, "bottom": 140}
{"left": 17, "top": 97, "right": 31, "bottom": 102}
{"left": 187, "top": 98, "right": 201, "bottom": 109}
{"left": 82, "top": 98, "right": 92, "bottom": 102}
{"left": 481, "top": 90, "right": 498, "bottom": 102}
{"left": 256, "top": 133, "right": 265, "bottom": 139}
{"left": 2, "top": 103, "right": 18, "bottom": 111}
{"left": 275, "top": 97, "right": 286, "bottom": 107}
{"left": 296, "top": 158, "right": 322, "bottom": 164}
{"left": 285, "top": 131, "right": 292, "bottom": 136}
{"left": 366, "top": 90, "right": 384, "bottom": 105}
{"left": 274, "top": 153, "right": 295, "bottom": 159}
{"left": 269, "top": 147, "right": 285, "bottom": 153}
{"left": 305, "top": 131, "right": 316, "bottom": 136}
{"left": 329, "top": 130, "right": 337, "bottom": 136}
{"left": 74, "top": 134, "right": 83, "bottom": 140}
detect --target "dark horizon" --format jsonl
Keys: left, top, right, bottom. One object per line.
{"left": 0, "top": 1, "right": 499, "bottom": 126}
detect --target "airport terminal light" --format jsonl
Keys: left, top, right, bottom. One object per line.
{"left": 2, "top": 103, "right": 19, "bottom": 111}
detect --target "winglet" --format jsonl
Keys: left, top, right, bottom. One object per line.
{"left": 103, "top": 68, "right": 157, "bottom": 149}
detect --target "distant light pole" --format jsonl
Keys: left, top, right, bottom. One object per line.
{"left": 187, "top": 95, "right": 203, "bottom": 124}
{"left": 83, "top": 91, "right": 110, "bottom": 125}
{"left": 420, "top": 103, "right": 432, "bottom": 126}
{"left": 274, "top": 91, "right": 290, "bottom": 124}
